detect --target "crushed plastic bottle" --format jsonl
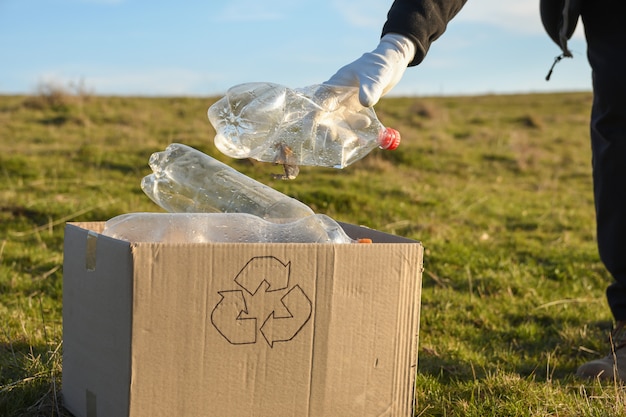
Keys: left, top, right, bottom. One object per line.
{"left": 207, "top": 82, "right": 400, "bottom": 179}
{"left": 102, "top": 212, "right": 371, "bottom": 244}
{"left": 140, "top": 143, "right": 315, "bottom": 222}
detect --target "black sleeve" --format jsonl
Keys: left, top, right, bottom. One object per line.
{"left": 382, "top": 0, "right": 468, "bottom": 66}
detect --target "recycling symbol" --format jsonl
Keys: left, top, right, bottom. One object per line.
{"left": 211, "top": 256, "right": 313, "bottom": 348}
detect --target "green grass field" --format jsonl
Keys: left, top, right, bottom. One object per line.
{"left": 1, "top": 86, "right": 625, "bottom": 416}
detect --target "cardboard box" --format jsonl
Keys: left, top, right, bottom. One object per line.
{"left": 62, "top": 221, "right": 423, "bottom": 417}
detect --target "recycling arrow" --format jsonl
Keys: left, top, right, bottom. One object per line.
{"left": 260, "top": 285, "right": 312, "bottom": 347}
{"left": 210, "top": 290, "right": 257, "bottom": 344}
{"left": 212, "top": 256, "right": 312, "bottom": 347}
{"left": 235, "top": 256, "right": 290, "bottom": 294}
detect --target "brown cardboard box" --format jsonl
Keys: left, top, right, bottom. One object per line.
{"left": 62, "top": 221, "right": 423, "bottom": 417}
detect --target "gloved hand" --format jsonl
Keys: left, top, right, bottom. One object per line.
{"left": 324, "top": 33, "right": 416, "bottom": 107}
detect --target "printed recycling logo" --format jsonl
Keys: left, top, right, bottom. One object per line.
{"left": 211, "top": 256, "right": 313, "bottom": 348}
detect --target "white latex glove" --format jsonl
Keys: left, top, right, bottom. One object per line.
{"left": 324, "top": 33, "right": 416, "bottom": 107}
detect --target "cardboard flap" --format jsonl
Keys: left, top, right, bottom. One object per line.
{"left": 62, "top": 223, "right": 134, "bottom": 417}
{"left": 339, "top": 222, "right": 419, "bottom": 244}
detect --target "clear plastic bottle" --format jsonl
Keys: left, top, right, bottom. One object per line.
{"left": 140, "top": 143, "right": 315, "bottom": 222}
{"left": 102, "top": 212, "right": 370, "bottom": 244}
{"left": 207, "top": 82, "right": 400, "bottom": 179}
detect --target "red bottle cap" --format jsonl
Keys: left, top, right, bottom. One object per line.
{"left": 378, "top": 127, "right": 401, "bottom": 150}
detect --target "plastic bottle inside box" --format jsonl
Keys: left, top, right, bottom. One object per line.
{"left": 140, "top": 143, "right": 315, "bottom": 222}
{"left": 102, "top": 212, "right": 370, "bottom": 244}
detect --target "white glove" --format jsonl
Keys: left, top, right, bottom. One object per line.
{"left": 324, "top": 33, "right": 416, "bottom": 107}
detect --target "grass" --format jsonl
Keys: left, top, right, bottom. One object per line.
{"left": 1, "top": 84, "right": 624, "bottom": 416}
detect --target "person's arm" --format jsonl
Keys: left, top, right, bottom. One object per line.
{"left": 383, "top": 0, "right": 467, "bottom": 66}
{"left": 325, "top": 0, "right": 467, "bottom": 107}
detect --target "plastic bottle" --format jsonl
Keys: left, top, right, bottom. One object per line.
{"left": 140, "top": 143, "right": 315, "bottom": 222}
{"left": 102, "top": 212, "right": 370, "bottom": 244}
{"left": 207, "top": 82, "right": 400, "bottom": 179}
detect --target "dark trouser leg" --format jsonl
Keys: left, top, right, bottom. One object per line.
{"left": 582, "top": 2, "right": 626, "bottom": 320}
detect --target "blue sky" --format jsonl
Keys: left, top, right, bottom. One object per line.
{"left": 0, "top": 0, "right": 591, "bottom": 97}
